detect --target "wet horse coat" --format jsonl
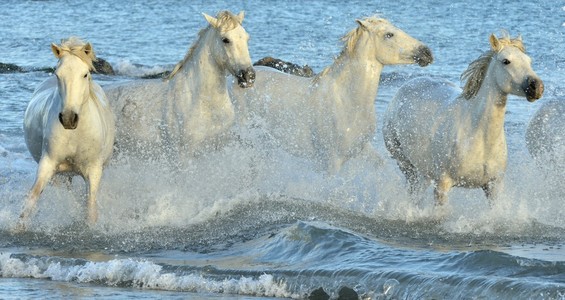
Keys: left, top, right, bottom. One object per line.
{"left": 383, "top": 33, "right": 544, "bottom": 209}
{"left": 21, "top": 38, "right": 115, "bottom": 226}
{"left": 231, "top": 17, "right": 432, "bottom": 174}
{"left": 105, "top": 11, "right": 255, "bottom": 162}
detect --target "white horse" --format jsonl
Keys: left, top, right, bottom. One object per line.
{"left": 382, "top": 33, "right": 544, "bottom": 208}
{"left": 105, "top": 11, "right": 255, "bottom": 161}
{"left": 230, "top": 16, "right": 433, "bottom": 174}
{"left": 21, "top": 37, "right": 115, "bottom": 226}
{"left": 526, "top": 99, "right": 564, "bottom": 167}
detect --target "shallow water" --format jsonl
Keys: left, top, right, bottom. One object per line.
{"left": 0, "top": 0, "right": 564, "bottom": 299}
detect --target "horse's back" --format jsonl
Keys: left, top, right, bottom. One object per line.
{"left": 526, "top": 99, "right": 565, "bottom": 165}
{"left": 104, "top": 79, "right": 164, "bottom": 117}
{"left": 384, "top": 77, "right": 459, "bottom": 136}
{"left": 231, "top": 66, "right": 313, "bottom": 120}
{"left": 231, "top": 66, "right": 319, "bottom": 155}
{"left": 383, "top": 77, "right": 460, "bottom": 173}
{"left": 104, "top": 79, "right": 166, "bottom": 154}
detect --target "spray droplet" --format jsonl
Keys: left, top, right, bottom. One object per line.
{"left": 383, "top": 279, "right": 399, "bottom": 296}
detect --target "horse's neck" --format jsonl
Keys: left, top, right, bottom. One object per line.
{"left": 82, "top": 85, "right": 108, "bottom": 120}
{"left": 320, "top": 54, "right": 382, "bottom": 109}
{"left": 172, "top": 34, "right": 229, "bottom": 104}
{"left": 464, "top": 76, "right": 508, "bottom": 141}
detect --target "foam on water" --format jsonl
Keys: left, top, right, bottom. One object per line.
{"left": 0, "top": 252, "right": 297, "bottom": 298}
{"left": 0, "top": 96, "right": 563, "bottom": 234}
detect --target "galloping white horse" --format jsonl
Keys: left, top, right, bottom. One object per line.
{"left": 526, "top": 99, "right": 564, "bottom": 167}
{"left": 230, "top": 16, "right": 433, "bottom": 174}
{"left": 105, "top": 11, "right": 255, "bottom": 161}
{"left": 383, "top": 33, "right": 544, "bottom": 208}
{"left": 21, "top": 37, "right": 115, "bottom": 226}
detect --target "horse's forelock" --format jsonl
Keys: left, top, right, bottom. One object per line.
{"left": 56, "top": 37, "right": 97, "bottom": 71}
{"left": 492, "top": 31, "right": 526, "bottom": 53}
{"left": 215, "top": 11, "right": 241, "bottom": 32}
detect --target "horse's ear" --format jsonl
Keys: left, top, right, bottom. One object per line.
{"left": 203, "top": 13, "right": 219, "bottom": 28}
{"left": 356, "top": 19, "right": 370, "bottom": 31}
{"left": 236, "top": 11, "right": 245, "bottom": 24}
{"left": 83, "top": 43, "right": 93, "bottom": 57}
{"left": 51, "top": 43, "right": 63, "bottom": 58}
{"left": 489, "top": 34, "right": 501, "bottom": 51}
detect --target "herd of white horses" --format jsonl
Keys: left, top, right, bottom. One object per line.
{"left": 18, "top": 11, "right": 561, "bottom": 228}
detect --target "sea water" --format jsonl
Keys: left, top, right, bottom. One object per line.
{"left": 0, "top": 0, "right": 563, "bottom": 299}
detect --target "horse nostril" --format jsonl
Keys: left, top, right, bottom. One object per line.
{"left": 58, "top": 113, "right": 64, "bottom": 125}
{"left": 72, "top": 112, "right": 79, "bottom": 125}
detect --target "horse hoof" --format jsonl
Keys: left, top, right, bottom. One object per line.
{"left": 432, "top": 203, "right": 451, "bottom": 220}
{"left": 11, "top": 219, "right": 28, "bottom": 233}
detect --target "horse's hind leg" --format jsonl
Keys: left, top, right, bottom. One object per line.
{"left": 384, "top": 131, "right": 423, "bottom": 194}
{"left": 396, "top": 159, "right": 421, "bottom": 194}
{"left": 20, "top": 157, "right": 56, "bottom": 223}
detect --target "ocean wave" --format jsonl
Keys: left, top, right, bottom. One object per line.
{"left": 0, "top": 252, "right": 297, "bottom": 298}
{"left": 1, "top": 232, "right": 564, "bottom": 300}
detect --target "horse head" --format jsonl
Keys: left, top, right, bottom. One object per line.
{"left": 352, "top": 17, "right": 433, "bottom": 67}
{"left": 488, "top": 33, "right": 543, "bottom": 102}
{"left": 204, "top": 11, "right": 255, "bottom": 88}
{"left": 51, "top": 37, "right": 96, "bottom": 129}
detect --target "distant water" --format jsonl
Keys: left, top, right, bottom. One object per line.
{"left": 0, "top": 0, "right": 564, "bottom": 299}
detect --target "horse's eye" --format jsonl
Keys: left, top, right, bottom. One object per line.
{"left": 222, "top": 37, "right": 230, "bottom": 44}
{"left": 384, "top": 32, "right": 394, "bottom": 39}
{"left": 83, "top": 73, "right": 88, "bottom": 78}
{"left": 502, "top": 59, "right": 511, "bottom": 65}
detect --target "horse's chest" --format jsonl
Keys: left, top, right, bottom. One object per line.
{"left": 334, "top": 107, "right": 374, "bottom": 139}
{"left": 454, "top": 149, "right": 507, "bottom": 185}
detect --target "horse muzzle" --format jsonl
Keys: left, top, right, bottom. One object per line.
{"left": 522, "top": 77, "right": 544, "bottom": 102}
{"left": 236, "top": 67, "right": 256, "bottom": 88}
{"left": 59, "top": 111, "right": 79, "bottom": 129}
{"left": 413, "top": 45, "right": 434, "bottom": 67}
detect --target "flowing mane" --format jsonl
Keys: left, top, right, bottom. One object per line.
{"left": 167, "top": 11, "right": 242, "bottom": 80}
{"left": 56, "top": 37, "right": 97, "bottom": 71}
{"left": 461, "top": 33, "right": 525, "bottom": 99}
{"left": 314, "top": 16, "right": 389, "bottom": 82}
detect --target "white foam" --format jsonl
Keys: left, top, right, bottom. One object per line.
{"left": 0, "top": 103, "right": 563, "bottom": 235}
{"left": 0, "top": 252, "right": 298, "bottom": 298}
{"left": 113, "top": 60, "right": 171, "bottom": 78}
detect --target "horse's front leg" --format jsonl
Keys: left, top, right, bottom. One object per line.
{"left": 433, "top": 175, "right": 453, "bottom": 218}
{"left": 20, "top": 156, "right": 56, "bottom": 225}
{"left": 85, "top": 163, "right": 103, "bottom": 225}
{"left": 434, "top": 173, "right": 455, "bottom": 206}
